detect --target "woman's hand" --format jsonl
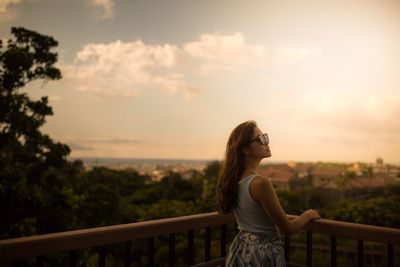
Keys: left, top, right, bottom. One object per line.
{"left": 303, "top": 209, "right": 321, "bottom": 221}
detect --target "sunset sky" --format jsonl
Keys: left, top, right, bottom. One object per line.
{"left": 1, "top": 0, "right": 399, "bottom": 164}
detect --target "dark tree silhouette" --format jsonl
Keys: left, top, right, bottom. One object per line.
{"left": 0, "top": 27, "right": 74, "bottom": 238}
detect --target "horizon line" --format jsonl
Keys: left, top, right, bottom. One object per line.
{"left": 67, "top": 156, "right": 398, "bottom": 166}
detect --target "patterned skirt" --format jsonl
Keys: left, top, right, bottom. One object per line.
{"left": 225, "top": 230, "right": 286, "bottom": 267}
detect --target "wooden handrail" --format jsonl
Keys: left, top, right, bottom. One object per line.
{"left": 290, "top": 215, "right": 400, "bottom": 244}
{"left": 0, "top": 212, "right": 233, "bottom": 261}
{"left": 1, "top": 212, "right": 399, "bottom": 262}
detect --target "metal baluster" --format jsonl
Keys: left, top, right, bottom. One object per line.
{"left": 187, "top": 230, "right": 195, "bottom": 266}
{"left": 98, "top": 246, "right": 106, "bottom": 267}
{"left": 69, "top": 250, "right": 78, "bottom": 267}
{"left": 147, "top": 237, "right": 155, "bottom": 267}
{"left": 169, "top": 233, "right": 175, "bottom": 267}
{"left": 306, "top": 231, "right": 312, "bottom": 267}
{"left": 330, "top": 235, "right": 336, "bottom": 267}
{"left": 0, "top": 261, "right": 12, "bottom": 267}
{"left": 357, "top": 240, "right": 364, "bottom": 267}
{"left": 387, "top": 244, "right": 393, "bottom": 267}
{"left": 205, "top": 227, "right": 211, "bottom": 261}
{"left": 124, "top": 241, "right": 131, "bottom": 267}
{"left": 36, "top": 256, "right": 44, "bottom": 267}
{"left": 284, "top": 235, "right": 290, "bottom": 262}
{"left": 220, "top": 224, "right": 227, "bottom": 257}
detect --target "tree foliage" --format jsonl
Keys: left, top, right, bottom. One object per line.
{"left": 325, "top": 193, "right": 400, "bottom": 228}
{"left": 0, "top": 27, "right": 74, "bottom": 238}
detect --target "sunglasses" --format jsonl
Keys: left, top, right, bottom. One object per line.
{"left": 249, "top": 133, "right": 269, "bottom": 145}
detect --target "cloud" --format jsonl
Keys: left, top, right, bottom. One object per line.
{"left": 88, "top": 0, "right": 115, "bottom": 19}
{"left": 66, "top": 137, "right": 146, "bottom": 152}
{"left": 63, "top": 32, "right": 319, "bottom": 98}
{"left": 88, "top": 138, "right": 144, "bottom": 144}
{"left": 183, "top": 32, "right": 266, "bottom": 74}
{"left": 67, "top": 142, "right": 92, "bottom": 151}
{"left": 0, "top": 0, "right": 21, "bottom": 13}
{"left": 0, "top": 0, "right": 22, "bottom": 22}
{"left": 72, "top": 137, "right": 146, "bottom": 145}
{"left": 301, "top": 90, "right": 400, "bottom": 140}
{"left": 62, "top": 39, "right": 200, "bottom": 98}
{"left": 0, "top": 0, "right": 115, "bottom": 21}
{"left": 183, "top": 32, "right": 321, "bottom": 74}
{"left": 152, "top": 74, "right": 200, "bottom": 98}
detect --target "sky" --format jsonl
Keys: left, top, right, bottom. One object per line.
{"left": 1, "top": 0, "right": 400, "bottom": 164}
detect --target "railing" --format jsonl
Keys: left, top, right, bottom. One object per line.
{"left": 0, "top": 212, "right": 399, "bottom": 267}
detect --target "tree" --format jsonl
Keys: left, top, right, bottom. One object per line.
{"left": 199, "top": 160, "right": 221, "bottom": 211}
{"left": 325, "top": 196, "right": 400, "bottom": 228}
{"left": 0, "top": 27, "right": 75, "bottom": 238}
{"left": 0, "top": 27, "right": 68, "bottom": 162}
{"left": 276, "top": 190, "right": 306, "bottom": 215}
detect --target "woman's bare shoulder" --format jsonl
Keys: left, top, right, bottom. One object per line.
{"left": 252, "top": 175, "right": 272, "bottom": 185}
{"left": 250, "top": 175, "right": 274, "bottom": 200}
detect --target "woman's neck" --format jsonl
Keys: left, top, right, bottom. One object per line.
{"left": 244, "top": 158, "right": 261, "bottom": 174}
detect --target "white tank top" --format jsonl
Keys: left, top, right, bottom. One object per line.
{"left": 233, "top": 174, "right": 278, "bottom": 233}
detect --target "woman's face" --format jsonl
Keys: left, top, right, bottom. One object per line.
{"left": 247, "top": 127, "right": 271, "bottom": 159}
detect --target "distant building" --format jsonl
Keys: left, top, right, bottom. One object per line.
{"left": 311, "top": 166, "right": 344, "bottom": 189}
{"left": 373, "top": 157, "right": 388, "bottom": 174}
{"left": 258, "top": 161, "right": 399, "bottom": 192}
{"left": 151, "top": 169, "right": 165, "bottom": 181}
{"left": 258, "top": 164, "right": 293, "bottom": 190}
{"left": 346, "top": 163, "right": 363, "bottom": 176}
{"left": 387, "top": 166, "right": 400, "bottom": 179}
{"left": 345, "top": 175, "right": 397, "bottom": 192}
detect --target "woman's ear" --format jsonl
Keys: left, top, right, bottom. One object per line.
{"left": 242, "top": 146, "right": 250, "bottom": 156}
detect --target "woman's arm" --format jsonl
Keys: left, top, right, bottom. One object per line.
{"left": 250, "top": 176, "right": 320, "bottom": 235}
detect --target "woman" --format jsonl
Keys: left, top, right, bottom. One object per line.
{"left": 217, "top": 120, "right": 320, "bottom": 267}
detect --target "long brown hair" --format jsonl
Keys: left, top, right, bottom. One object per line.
{"left": 217, "top": 120, "right": 257, "bottom": 214}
